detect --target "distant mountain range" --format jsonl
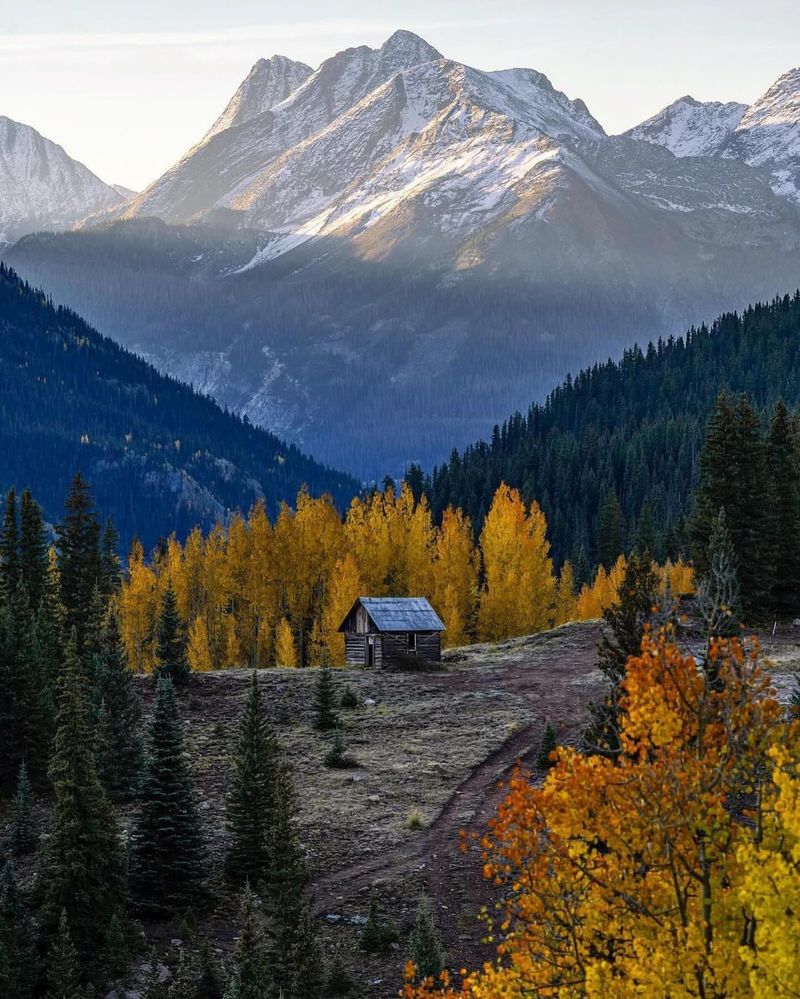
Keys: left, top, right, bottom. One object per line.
{"left": 0, "top": 264, "right": 357, "bottom": 550}
{"left": 5, "top": 31, "right": 800, "bottom": 478}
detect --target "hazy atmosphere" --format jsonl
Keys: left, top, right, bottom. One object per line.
{"left": 4, "top": 0, "right": 800, "bottom": 187}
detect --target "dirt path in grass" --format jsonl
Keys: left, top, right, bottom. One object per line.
{"left": 310, "top": 622, "right": 605, "bottom": 968}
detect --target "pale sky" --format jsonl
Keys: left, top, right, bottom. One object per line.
{"left": 3, "top": 0, "right": 799, "bottom": 190}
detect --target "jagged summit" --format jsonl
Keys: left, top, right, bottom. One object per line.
{"left": 204, "top": 54, "right": 313, "bottom": 139}
{"left": 0, "top": 115, "right": 122, "bottom": 240}
{"left": 624, "top": 95, "right": 747, "bottom": 158}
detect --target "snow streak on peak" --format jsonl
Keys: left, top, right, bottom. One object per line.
{"left": 204, "top": 55, "right": 313, "bottom": 140}
{"left": 625, "top": 96, "right": 747, "bottom": 158}
{"left": 0, "top": 115, "right": 122, "bottom": 239}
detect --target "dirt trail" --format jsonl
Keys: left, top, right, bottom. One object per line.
{"left": 311, "top": 623, "right": 605, "bottom": 966}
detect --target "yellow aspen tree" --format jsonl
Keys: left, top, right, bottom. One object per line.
{"left": 247, "top": 501, "right": 278, "bottom": 668}
{"left": 119, "top": 541, "right": 158, "bottom": 673}
{"left": 220, "top": 612, "right": 241, "bottom": 670}
{"left": 401, "top": 487, "right": 437, "bottom": 599}
{"left": 477, "top": 485, "right": 556, "bottom": 641}
{"left": 274, "top": 616, "right": 298, "bottom": 668}
{"left": 345, "top": 489, "right": 394, "bottom": 594}
{"left": 554, "top": 560, "right": 577, "bottom": 625}
{"left": 187, "top": 615, "right": 213, "bottom": 672}
{"left": 320, "top": 552, "right": 364, "bottom": 666}
{"left": 432, "top": 507, "right": 478, "bottom": 647}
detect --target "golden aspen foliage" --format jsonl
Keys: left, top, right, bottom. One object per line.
{"left": 661, "top": 557, "right": 695, "bottom": 597}
{"left": 187, "top": 616, "right": 213, "bottom": 672}
{"left": 119, "top": 541, "right": 158, "bottom": 673}
{"left": 405, "top": 630, "right": 799, "bottom": 999}
{"left": 554, "top": 559, "right": 577, "bottom": 625}
{"left": 432, "top": 507, "right": 478, "bottom": 647}
{"left": 320, "top": 552, "right": 364, "bottom": 666}
{"left": 274, "top": 617, "right": 298, "bottom": 668}
{"left": 477, "top": 485, "right": 556, "bottom": 641}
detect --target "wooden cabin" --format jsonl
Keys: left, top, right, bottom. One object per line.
{"left": 338, "top": 597, "right": 445, "bottom": 669}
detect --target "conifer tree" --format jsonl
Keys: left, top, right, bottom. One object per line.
{"left": 265, "top": 761, "right": 307, "bottom": 938}
{"left": 155, "top": 585, "right": 190, "bottom": 683}
{"left": 409, "top": 897, "right": 445, "bottom": 984}
{"left": 766, "top": 401, "right": 800, "bottom": 618}
{"left": 18, "top": 490, "right": 48, "bottom": 611}
{"left": 130, "top": 677, "right": 206, "bottom": 915}
{"left": 582, "top": 551, "right": 657, "bottom": 756}
{"left": 0, "top": 488, "right": 19, "bottom": 603}
{"left": 226, "top": 672, "right": 280, "bottom": 884}
{"left": 55, "top": 474, "right": 102, "bottom": 654}
{"left": 0, "top": 583, "right": 53, "bottom": 789}
{"left": 10, "top": 763, "right": 38, "bottom": 855}
{"left": 0, "top": 862, "right": 36, "bottom": 999}
{"left": 313, "top": 661, "right": 338, "bottom": 731}
{"left": 47, "top": 910, "right": 82, "bottom": 999}
{"left": 168, "top": 949, "right": 200, "bottom": 999}
{"left": 692, "top": 394, "right": 773, "bottom": 620}
{"left": 91, "top": 603, "right": 142, "bottom": 799}
{"left": 597, "top": 491, "right": 625, "bottom": 569}
{"left": 100, "top": 518, "right": 122, "bottom": 596}
{"left": 285, "top": 906, "right": 325, "bottom": 999}
{"left": 40, "top": 630, "right": 125, "bottom": 981}
{"left": 224, "top": 886, "right": 274, "bottom": 999}
{"left": 142, "top": 950, "right": 167, "bottom": 999}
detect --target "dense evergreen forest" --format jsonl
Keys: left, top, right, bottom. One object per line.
{"left": 416, "top": 292, "right": 800, "bottom": 574}
{"left": 0, "top": 264, "right": 357, "bottom": 551}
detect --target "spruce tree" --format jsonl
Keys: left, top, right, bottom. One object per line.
{"left": 767, "top": 401, "right": 800, "bottom": 618}
{"left": 265, "top": 762, "right": 307, "bottom": 951}
{"left": 55, "top": 474, "right": 102, "bottom": 654}
{"left": 224, "top": 886, "right": 274, "bottom": 999}
{"left": 10, "top": 763, "right": 38, "bottom": 855}
{"left": 0, "top": 488, "right": 19, "bottom": 604}
{"left": 130, "top": 677, "right": 206, "bottom": 916}
{"left": 226, "top": 672, "right": 280, "bottom": 885}
{"left": 91, "top": 603, "right": 142, "bottom": 799}
{"left": 582, "top": 551, "right": 657, "bottom": 756}
{"left": 692, "top": 395, "right": 773, "bottom": 621}
{"left": 40, "top": 631, "right": 125, "bottom": 982}
{"left": 409, "top": 897, "right": 445, "bottom": 984}
{"left": 285, "top": 906, "right": 325, "bottom": 999}
{"left": 0, "top": 862, "right": 36, "bottom": 999}
{"left": 0, "top": 583, "right": 52, "bottom": 790}
{"left": 313, "top": 662, "right": 338, "bottom": 731}
{"left": 597, "top": 491, "right": 624, "bottom": 569}
{"left": 47, "top": 910, "right": 82, "bottom": 999}
{"left": 18, "top": 490, "right": 48, "bottom": 611}
{"left": 100, "top": 518, "right": 122, "bottom": 596}
{"left": 168, "top": 949, "right": 200, "bottom": 999}
{"left": 155, "top": 585, "right": 190, "bottom": 683}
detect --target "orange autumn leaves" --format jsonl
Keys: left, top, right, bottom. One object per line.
{"left": 405, "top": 631, "right": 800, "bottom": 998}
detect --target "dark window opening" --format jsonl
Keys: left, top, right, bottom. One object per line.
{"left": 407, "top": 633, "right": 417, "bottom": 653}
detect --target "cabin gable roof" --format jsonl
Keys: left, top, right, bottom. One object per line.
{"left": 338, "top": 596, "right": 445, "bottom": 633}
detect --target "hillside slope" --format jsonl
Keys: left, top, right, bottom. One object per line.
{"left": 0, "top": 264, "right": 357, "bottom": 548}
{"left": 422, "top": 291, "right": 800, "bottom": 566}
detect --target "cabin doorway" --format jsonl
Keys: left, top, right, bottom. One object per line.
{"left": 366, "top": 636, "right": 375, "bottom": 669}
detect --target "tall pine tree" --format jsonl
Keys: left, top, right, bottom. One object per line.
{"left": 40, "top": 630, "right": 126, "bottom": 983}
{"left": 766, "top": 401, "right": 800, "bottom": 618}
{"left": 91, "top": 603, "right": 142, "bottom": 800}
{"left": 55, "top": 474, "right": 102, "bottom": 654}
{"left": 155, "top": 585, "right": 190, "bottom": 683}
{"left": 226, "top": 672, "right": 280, "bottom": 885}
{"left": 130, "top": 676, "right": 206, "bottom": 915}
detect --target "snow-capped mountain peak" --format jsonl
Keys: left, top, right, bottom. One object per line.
{"left": 204, "top": 54, "right": 313, "bottom": 140}
{"left": 0, "top": 115, "right": 122, "bottom": 240}
{"left": 624, "top": 95, "right": 747, "bottom": 157}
